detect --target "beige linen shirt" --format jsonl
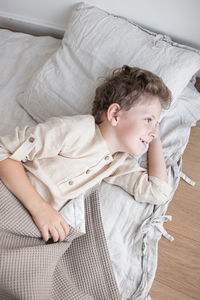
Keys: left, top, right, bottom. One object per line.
{"left": 0, "top": 115, "right": 172, "bottom": 210}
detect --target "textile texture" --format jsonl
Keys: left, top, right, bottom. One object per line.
{"left": 0, "top": 181, "right": 121, "bottom": 300}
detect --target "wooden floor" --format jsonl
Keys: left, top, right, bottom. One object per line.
{"left": 150, "top": 82, "right": 200, "bottom": 300}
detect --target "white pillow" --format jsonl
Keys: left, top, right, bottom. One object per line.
{"left": 17, "top": 2, "right": 200, "bottom": 123}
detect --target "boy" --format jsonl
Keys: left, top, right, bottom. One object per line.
{"left": 0, "top": 65, "right": 172, "bottom": 243}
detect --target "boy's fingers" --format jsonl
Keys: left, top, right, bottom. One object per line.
{"left": 41, "top": 227, "right": 50, "bottom": 242}
{"left": 61, "top": 220, "right": 70, "bottom": 236}
{"left": 49, "top": 227, "right": 59, "bottom": 242}
{"left": 56, "top": 224, "right": 66, "bottom": 242}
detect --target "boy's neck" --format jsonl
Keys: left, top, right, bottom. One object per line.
{"left": 97, "top": 122, "right": 119, "bottom": 155}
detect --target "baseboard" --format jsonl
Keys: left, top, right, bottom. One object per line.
{"left": 0, "top": 12, "right": 65, "bottom": 38}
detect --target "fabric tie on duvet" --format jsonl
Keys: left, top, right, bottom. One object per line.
{"left": 180, "top": 171, "right": 196, "bottom": 186}
{"left": 130, "top": 214, "right": 174, "bottom": 300}
{"left": 167, "top": 155, "right": 196, "bottom": 187}
{"left": 143, "top": 215, "right": 174, "bottom": 242}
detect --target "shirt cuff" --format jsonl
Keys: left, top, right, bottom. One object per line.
{"left": 149, "top": 175, "right": 173, "bottom": 198}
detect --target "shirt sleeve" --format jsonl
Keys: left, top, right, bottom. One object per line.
{"left": 0, "top": 116, "right": 90, "bottom": 163}
{"left": 104, "top": 154, "right": 172, "bottom": 205}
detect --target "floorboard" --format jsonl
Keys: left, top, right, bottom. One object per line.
{"left": 150, "top": 93, "right": 200, "bottom": 300}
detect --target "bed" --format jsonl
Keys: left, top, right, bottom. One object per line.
{"left": 0, "top": 3, "right": 200, "bottom": 300}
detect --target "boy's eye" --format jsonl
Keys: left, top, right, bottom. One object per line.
{"left": 145, "top": 118, "right": 152, "bottom": 123}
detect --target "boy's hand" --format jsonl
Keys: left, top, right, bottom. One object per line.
{"left": 32, "top": 201, "right": 70, "bottom": 242}
{"left": 149, "top": 123, "right": 160, "bottom": 146}
{"left": 0, "top": 158, "right": 69, "bottom": 242}
{"left": 153, "top": 123, "right": 160, "bottom": 141}
{"left": 148, "top": 124, "right": 168, "bottom": 183}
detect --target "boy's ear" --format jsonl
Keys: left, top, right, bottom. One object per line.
{"left": 107, "top": 103, "right": 121, "bottom": 126}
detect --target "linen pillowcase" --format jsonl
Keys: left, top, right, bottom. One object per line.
{"left": 17, "top": 2, "right": 200, "bottom": 123}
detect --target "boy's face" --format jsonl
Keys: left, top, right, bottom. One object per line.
{"left": 115, "top": 95, "right": 161, "bottom": 156}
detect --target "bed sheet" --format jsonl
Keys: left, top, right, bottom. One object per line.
{"left": 0, "top": 29, "right": 200, "bottom": 300}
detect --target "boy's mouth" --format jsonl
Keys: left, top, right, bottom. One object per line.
{"left": 140, "top": 138, "right": 148, "bottom": 148}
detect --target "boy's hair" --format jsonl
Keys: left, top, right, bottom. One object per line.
{"left": 92, "top": 65, "right": 172, "bottom": 124}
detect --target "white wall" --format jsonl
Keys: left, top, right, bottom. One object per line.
{"left": 0, "top": 0, "right": 199, "bottom": 49}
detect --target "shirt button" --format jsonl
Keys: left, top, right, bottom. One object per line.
{"left": 104, "top": 155, "right": 110, "bottom": 160}
{"left": 29, "top": 137, "right": 35, "bottom": 143}
{"left": 22, "top": 156, "right": 28, "bottom": 163}
{"left": 68, "top": 180, "right": 74, "bottom": 185}
{"left": 86, "top": 169, "right": 91, "bottom": 174}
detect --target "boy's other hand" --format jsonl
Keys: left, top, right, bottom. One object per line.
{"left": 153, "top": 123, "right": 160, "bottom": 140}
{"left": 149, "top": 123, "right": 160, "bottom": 145}
{"left": 31, "top": 201, "right": 70, "bottom": 242}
